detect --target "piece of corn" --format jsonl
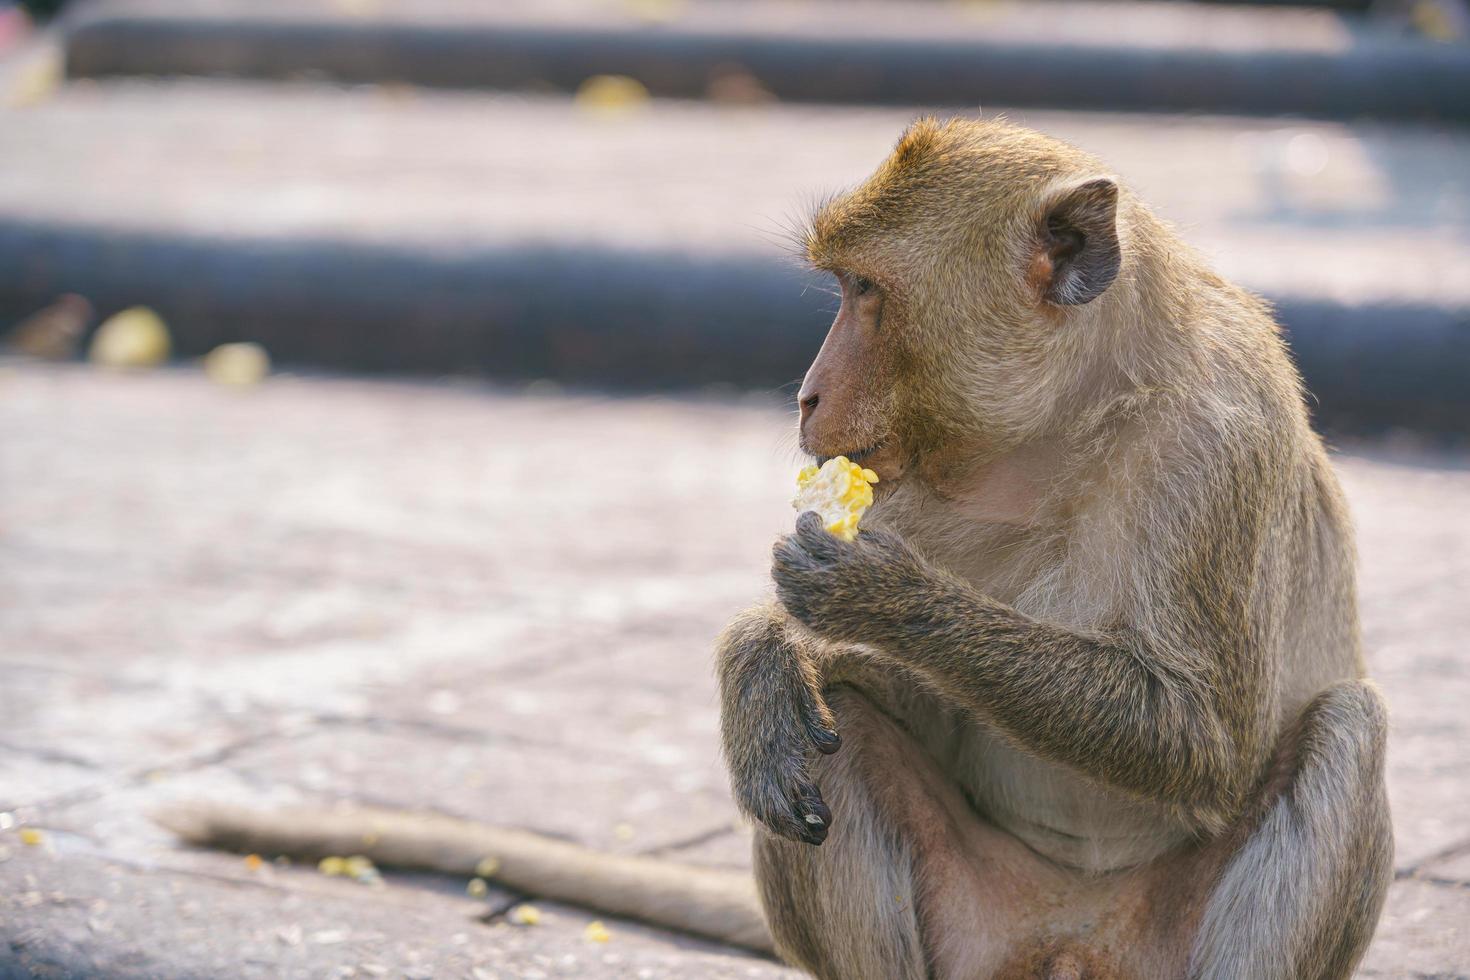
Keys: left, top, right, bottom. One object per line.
{"left": 792, "top": 456, "right": 880, "bottom": 542}
{"left": 88, "top": 306, "right": 171, "bottom": 368}
{"left": 466, "top": 878, "right": 488, "bottom": 898}
{"left": 18, "top": 828, "right": 44, "bottom": 847}
{"left": 509, "top": 904, "right": 542, "bottom": 926}
{"left": 203, "top": 342, "right": 271, "bottom": 386}
{"left": 243, "top": 853, "right": 264, "bottom": 872}
{"left": 584, "top": 920, "right": 612, "bottom": 943}
{"left": 317, "top": 854, "right": 381, "bottom": 884}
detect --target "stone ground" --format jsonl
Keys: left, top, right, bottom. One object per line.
{"left": 1, "top": 362, "right": 1468, "bottom": 978}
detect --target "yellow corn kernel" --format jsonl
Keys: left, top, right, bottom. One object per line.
{"left": 319, "top": 854, "right": 382, "bottom": 884}
{"left": 792, "top": 456, "right": 880, "bottom": 541}
{"left": 344, "top": 855, "right": 378, "bottom": 881}
{"left": 466, "top": 877, "right": 488, "bottom": 898}
{"left": 509, "top": 904, "right": 542, "bottom": 926}
{"left": 584, "top": 920, "right": 612, "bottom": 943}
{"left": 18, "top": 828, "right": 43, "bottom": 846}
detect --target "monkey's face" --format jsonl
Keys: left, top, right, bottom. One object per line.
{"left": 799, "top": 118, "right": 1124, "bottom": 478}
{"left": 795, "top": 271, "right": 905, "bottom": 479}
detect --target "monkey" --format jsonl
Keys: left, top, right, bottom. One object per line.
{"left": 715, "top": 116, "right": 1391, "bottom": 979}
{"left": 162, "top": 117, "right": 1391, "bottom": 979}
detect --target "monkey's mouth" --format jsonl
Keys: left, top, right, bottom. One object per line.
{"left": 813, "top": 440, "right": 886, "bottom": 467}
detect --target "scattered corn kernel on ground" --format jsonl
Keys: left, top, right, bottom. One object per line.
{"left": 508, "top": 904, "right": 542, "bottom": 926}
{"left": 317, "top": 854, "right": 382, "bottom": 885}
{"left": 792, "top": 456, "right": 880, "bottom": 541}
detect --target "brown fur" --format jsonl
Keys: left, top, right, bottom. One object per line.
{"left": 727, "top": 117, "right": 1391, "bottom": 978}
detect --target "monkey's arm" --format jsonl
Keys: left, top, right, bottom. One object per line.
{"left": 772, "top": 513, "right": 1266, "bottom": 829}
{"left": 717, "top": 602, "right": 841, "bottom": 845}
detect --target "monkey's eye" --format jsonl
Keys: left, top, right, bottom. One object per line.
{"left": 849, "top": 275, "right": 876, "bottom": 297}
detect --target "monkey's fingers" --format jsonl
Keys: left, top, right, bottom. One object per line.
{"left": 794, "top": 786, "right": 832, "bottom": 846}
{"left": 792, "top": 511, "right": 847, "bottom": 561}
{"left": 793, "top": 675, "right": 842, "bottom": 755}
{"left": 738, "top": 768, "right": 832, "bottom": 847}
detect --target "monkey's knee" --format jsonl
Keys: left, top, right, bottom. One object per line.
{"left": 1190, "top": 680, "right": 1392, "bottom": 980}
{"left": 754, "top": 687, "right": 980, "bottom": 980}
{"left": 755, "top": 689, "right": 918, "bottom": 978}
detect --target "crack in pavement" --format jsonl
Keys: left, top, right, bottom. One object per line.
{"left": 0, "top": 739, "right": 102, "bottom": 771}
{"left": 637, "top": 823, "right": 741, "bottom": 861}
{"left": 5, "top": 722, "right": 314, "bottom": 815}
{"left": 1399, "top": 834, "right": 1470, "bottom": 878}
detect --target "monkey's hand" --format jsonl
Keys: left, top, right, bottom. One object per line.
{"left": 773, "top": 511, "right": 939, "bottom": 647}
{"left": 716, "top": 604, "right": 840, "bottom": 846}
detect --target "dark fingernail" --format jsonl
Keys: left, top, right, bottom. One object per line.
{"left": 810, "top": 726, "right": 842, "bottom": 754}
{"left": 796, "top": 790, "right": 831, "bottom": 842}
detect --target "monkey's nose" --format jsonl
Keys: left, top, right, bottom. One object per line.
{"left": 799, "top": 392, "right": 820, "bottom": 424}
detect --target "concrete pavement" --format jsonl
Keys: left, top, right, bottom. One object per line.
{"left": 1, "top": 362, "right": 1468, "bottom": 977}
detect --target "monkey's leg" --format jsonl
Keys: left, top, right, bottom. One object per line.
{"left": 754, "top": 686, "right": 1032, "bottom": 980}
{"left": 1187, "top": 680, "right": 1392, "bottom": 980}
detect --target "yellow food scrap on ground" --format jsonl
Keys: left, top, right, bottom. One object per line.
{"left": 575, "top": 75, "right": 650, "bottom": 116}
{"left": 466, "top": 877, "right": 488, "bottom": 898}
{"left": 792, "top": 456, "right": 880, "bottom": 541}
{"left": 508, "top": 904, "right": 542, "bottom": 926}
{"left": 203, "top": 342, "right": 270, "bottom": 386}
{"left": 613, "top": 822, "right": 635, "bottom": 841}
{"left": 475, "top": 856, "right": 501, "bottom": 878}
{"left": 5, "top": 51, "right": 61, "bottom": 109}
{"left": 243, "top": 853, "right": 264, "bottom": 872}
{"left": 584, "top": 920, "right": 612, "bottom": 943}
{"left": 317, "top": 854, "right": 381, "bottom": 884}
{"left": 89, "top": 307, "right": 171, "bottom": 368}
{"left": 18, "top": 828, "right": 44, "bottom": 846}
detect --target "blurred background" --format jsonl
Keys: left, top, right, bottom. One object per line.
{"left": 1, "top": 1, "right": 1467, "bottom": 977}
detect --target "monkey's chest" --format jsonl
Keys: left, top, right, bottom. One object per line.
{"left": 895, "top": 688, "right": 1190, "bottom": 873}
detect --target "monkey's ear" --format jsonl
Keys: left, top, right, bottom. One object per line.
{"left": 1037, "top": 176, "right": 1121, "bottom": 306}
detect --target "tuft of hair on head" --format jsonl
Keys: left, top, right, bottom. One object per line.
{"left": 891, "top": 116, "right": 943, "bottom": 167}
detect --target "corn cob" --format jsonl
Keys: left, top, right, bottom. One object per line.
{"left": 792, "top": 456, "right": 880, "bottom": 542}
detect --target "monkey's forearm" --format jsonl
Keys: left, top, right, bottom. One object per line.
{"left": 859, "top": 584, "right": 1254, "bottom": 823}
{"left": 716, "top": 603, "right": 840, "bottom": 845}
